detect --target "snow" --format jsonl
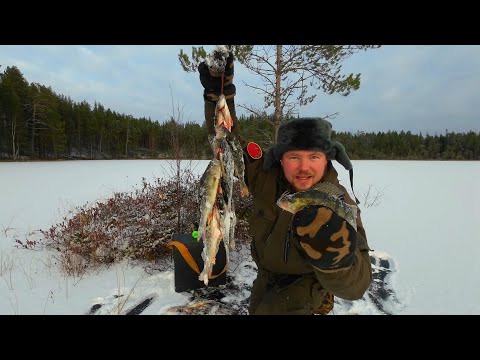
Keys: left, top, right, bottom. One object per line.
{"left": 1, "top": 159, "right": 479, "bottom": 315}
{"left": 205, "top": 45, "right": 230, "bottom": 73}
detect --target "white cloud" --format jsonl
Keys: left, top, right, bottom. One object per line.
{"left": 1, "top": 45, "right": 480, "bottom": 132}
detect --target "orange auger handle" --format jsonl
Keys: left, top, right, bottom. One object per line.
{"left": 167, "top": 241, "right": 227, "bottom": 280}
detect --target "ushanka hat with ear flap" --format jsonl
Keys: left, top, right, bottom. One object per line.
{"left": 264, "top": 117, "right": 360, "bottom": 204}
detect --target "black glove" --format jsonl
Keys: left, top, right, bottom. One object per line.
{"left": 292, "top": 205, "right": 357, "bottom": 272}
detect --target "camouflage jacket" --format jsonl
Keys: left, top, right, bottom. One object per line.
{"left": 243, "top": 149, "right": 372, "bottom": 314}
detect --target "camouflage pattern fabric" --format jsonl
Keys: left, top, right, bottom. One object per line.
{"left": 292, "top": 205, "right": 357, "bottom": 271}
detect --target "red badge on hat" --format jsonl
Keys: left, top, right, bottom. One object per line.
{"left": 247, "top": 142, "right": 262, "bottom": 159}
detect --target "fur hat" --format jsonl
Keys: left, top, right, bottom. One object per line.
{"left": 263, "top": 117, "right": 352, "bottom": 172}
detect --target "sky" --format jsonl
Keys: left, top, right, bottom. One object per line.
{"left": 1, "top": 45, "right": 479, "bottom": 135}
{"left": 1, "top": 159, "right": 479, "bottom": 315}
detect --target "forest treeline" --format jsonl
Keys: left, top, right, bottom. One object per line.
{"left": 1, "top": 65, "right": 479, "bottom": 161}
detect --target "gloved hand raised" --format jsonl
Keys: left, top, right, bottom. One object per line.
{"left": 199, "top": 46, "right": 235, "bottom": 98}
{"left": 292, "top": 205, "right": 357, "bottom": 272}
{"left": 207, "top": 46, "right": 232, "bottom": 73}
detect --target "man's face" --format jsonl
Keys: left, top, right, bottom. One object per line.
{"left": 281, "top": 150, "right": 328, "bottom": 191}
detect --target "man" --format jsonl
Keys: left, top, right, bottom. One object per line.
{"left": 199, "top": 47, "right": 372, "bottom": 315}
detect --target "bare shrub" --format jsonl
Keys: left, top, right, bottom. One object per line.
{"left": 1, "top": 248, "right": 15, "bottom": 290}
{"left": 40, "top": 171, "right": 197, "bottom": 276}
{"left": 362, "top": 184, "right": 384, "bottom": 208}
{"left": 39, "top": 168, "right": 254, "bottom": 277}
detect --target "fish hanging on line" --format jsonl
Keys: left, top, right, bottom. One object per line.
{"left": 196, "top": 87, "right": 248, "bottom": 285}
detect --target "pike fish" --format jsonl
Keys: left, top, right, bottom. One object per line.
{"left": 225, "top": 128, "right": 249, "bottom": 197}
{"left": 215, "top": 94, "right": 233, "bottom": 131}
{"left": 198, "top": 206, "right": 223, "bottom": 285}
{"left": 197, "top": 159, "right": 222, "bottom": 243}
{"left": 214, "top": 124, "right": 249, "bottom": 198}
{"left": 214, "top": 96, "right": 248, "bottom": 196}
{"left": 216, "top": 129, "right": 236, "bottom": 255}
{"left": 276, "top": 182, "right": 358, "bottom": 231}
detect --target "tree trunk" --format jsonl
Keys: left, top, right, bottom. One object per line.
{"left": 125, "top": 118, "right": 130, "bottom": 157}
{"left": 274, "top": 45, "right": 282, "bottom": 143}
{"left": 30, "top": 103, "right": 37, "bottom": 158}
{"left": 10, "top": 116, "right": 17, "bottom": 160}
{"left": 99, "top": 128, "right": 103, "bottom": 154}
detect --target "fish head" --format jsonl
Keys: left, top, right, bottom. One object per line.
{"left": 276, "top": 190, "right": 296, "bottom": 213}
